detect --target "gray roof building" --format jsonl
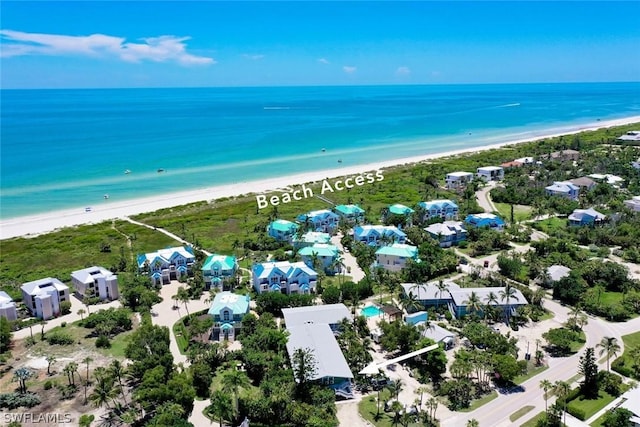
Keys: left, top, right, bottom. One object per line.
{"left": 416, "top": 322, "right": 456, "bottom": 345}
{"left": 282, "top": 303, "right": 352, "bottom": 328}
{"left": 547, "top": 265, "right": 571, "bottom": 282}
{"left": 449, "top": 287, "right": 528, "bottom": 307}
{"left": 401, "top": 281, "right": 461, "bottom": 301}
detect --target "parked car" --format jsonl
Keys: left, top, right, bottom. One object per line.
{"left": 370, "top": 376, "right": 393, "bottom": 391}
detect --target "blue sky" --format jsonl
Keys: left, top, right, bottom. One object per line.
{"left": 1, "top": 1, "right": 639, "bottom": 89}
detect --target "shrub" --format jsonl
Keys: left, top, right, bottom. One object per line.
{"left": 567, "top": 403, "right": 586, "bottom": 421}
{"left": 0, "top": 392, "right": 41, "bottom": 409}
{"left": 61, "top": 322, "right": 67, "bottom": 328}
{"left": 44, "top": 379, "right": 55, "bottom": 390}
{"left": 46, "top": 331, "right": 74, "bottom": 345}
{"left": 598, "top": 371, "right": 623, "bottom": 397}
{"left": 60, "top": 301, "right": 72, "bottom": 315}
{"left": 96, "top": 335, "right": 111, "bottom": 348}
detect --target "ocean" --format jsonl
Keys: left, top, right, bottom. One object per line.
{"left": 1, "top": 82, "right": 639, "bottom": 219}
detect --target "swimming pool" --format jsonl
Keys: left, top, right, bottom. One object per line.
{"left": 361, "top": 305, "right": 383, "bottom": 318}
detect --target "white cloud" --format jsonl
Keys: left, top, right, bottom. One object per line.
{"left": 317, "top": 57, "right": 329, "bottom": 64}
{"left": 396, "top": 66, "right": 411, "bottom": 76}
{"left": 243, "top": 54, "right": 264, "bottom": 60}
{"left": 0, "top": 29, "right": 215, "bottom": 65}
{"left": 343, "top": 65, "right": 356, "bottom": 74}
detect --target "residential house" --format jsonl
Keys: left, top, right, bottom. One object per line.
{"left": 282, "top": 303, "right": 352, "bottom": 333}
{"left": 464, "top": 213, "right": 506, "bottom": 231}
{"left": 425, "top": 221, "right": 467, "bottom": 247}
{"left": 0, "top": 291, "right": 18, "bottom": 321}
{"left": 21, "top": 278, "right": 70, "bottom": 320}
{"left": 416, "top": 322, "right": 456, "bottom": 349}
{"left": 616, "top": 386, "right": 640, "bottom": 426}
{"left": 545, "top": 181, "right": 580, "bottom": 200}
{"left": 569, "top": 177, "right": 597, "bottom": 191}
{"left": 292, "top": 231, "right": 331, "bottom": 249}
{"left": 201, "top": 254, "right": 238, "bottom": 290}
{"left": 137, "top": 246, "right": 195, "bottom": 285}
{"left": 544, "top": 149, "right": 580, "bottom": 162}
{"left": 353, "top": 225, "right": 406, "bottom": 246}
{"left": 297, "top": 209, "right": 340, "bottom": 233}
{"left": 418, "top": 199, "right": 459, "bottom": 221}
{"left": 386, "top": 203, "right": 415, "bottom": 225}
{"left": 501, "top": 161, "right": 524, "bottom": 169}
{"left": 267, "top": 219, "right": 299, "bottom": 242}
{"left": 544, "top": 265, "right": 572, "bottom": 287}
{"left": 374, "top": 243, "right": 419, "bottom": 272}
{"left": 298, "top": 244, "right": 342, "bottom": 275}
{"left": 568, "top": 208, "right": 606, "bottom": 226}
{"left": 71, "top": 266, "right": 119, "bottom": 301}
{"left": 334, "top": 204, "right": 365, "bottom": 224}
{"left": 445, "top": 172, "right": 474, "bottom": 190}
{"left": 207, "top": 291, "right": 250, "bottom": 342}
{"left": 624, "top": 196, "right": 640, "bottom": 212}
{"left": 617, "top": 130, "right": 640, "bottom": 143}
{"left": 476, "top": 166, "right": 504, "bottom": 182}
{"left": 400, "top": 281, "right": 461, "bottom": 309}
{"left": 252, "top": 261, "right": 317, "bottom": 295}
{"left": 588, "top": 174, "right": 625, "bottom": 188}
{"left": 449, "top": 287, "right": 528, "bottom": 319}
{"left": 514, "top": 157, "right": 536, "bottom": 165}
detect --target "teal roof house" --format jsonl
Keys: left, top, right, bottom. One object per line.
{"left": 137, "top": 246, "right": 195, "bottom": 285}
{"left": 201, "top": 254, "right": 238, "bottom": 290}
{"left": 298, "top": 243, "right": 342, "bottom": 275}
{"left": 334, "top": 204, "right": 365, "bottom": 224}
{"left": 252, "top": 261, "right": 318, "bottom": 295}
{"left": 297, "top": 209, "right": 340, "bottom": 233}
{"left": 353, "top": 225, "right": 406, "bottom": 246}
{"left": 388, "top": 203, "right": 415, "bottom": 216}
{"left": 208, "top": 291, "right": 250, "bottom": 342}
{"left": 292, "top": 231, "right": 331, "bottom": 249}
{"left": 374, "top": 243, "right": 419, "bottom": 272}
{"left": 418, "top": 199, "right": 459, "bottom": 221}
{"left": 268, "top": 219, "right": 299, "bottom": 242}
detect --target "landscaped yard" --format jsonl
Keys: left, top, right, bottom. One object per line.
{"left": 567, "top": 389, "right": 620, "bottom": 421}
{"left": 494, "top": 203, "right": 533, "bottom": 223}
{"left": 533, "top": 217, "right": 568, "bottom": 235}
{"left": 612, "top": 330, "right": 640, "bottom": 379}
{"left": 520, "top": 411, "right": 547, "bottom": 427}
{"left": 459, "top": 390, "right": 498, "bottom": 412}
{"left": 358, "top": 389, "right": 422, "bottom": 427}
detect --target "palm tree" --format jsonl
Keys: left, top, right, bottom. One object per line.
{"left": 554, "top": 380, "right": 571, "bottom": 426}
{"left": 597, "top": 336, "right": 621, "bottom": 372}
{"left": 436, "top": 280, "right": 449, "bottom": 311}
{"left": 540, "top": 379, "right": 553, "bottom": 413}
{"left": 466, "top": 419, "right": 480, "bottom": 427}
{"left": 46, "top": 355, "right": 56, "bottom": 376}
{"left": 400, "top": 291, "right": 423, "bottom": 314}
{"left": 77, "top": 308, "right": 86, "bottom": 321}
{"left": 415, "top": 385, "right": 429, "bottom": 409}
{"left": 484, "top": 291, "right": 499, "bottom": 323}
{"left": 463, "top": 291, "right": 482, "bottom": 318}
{"left": 426, "top": 396, "right": 438, "bottom": 422}
{"left": 221, "top": 368, "right": 250, "bottom": 419}
{"left": 499, "top": 284, "right": 519, "bottom": 325}
{"left": 209, "top": 390, "right": 233, "bottom": 427}
{"left": 89, "top": 374, "right": 118, "bottom": 409}
{"left": 13, "top": 367, "right": 34, "bottom": 394}
{"left": 176, "top": 286, "right": 191, "bottom": 318}
{"left": 387, "top": 379, "right": 403, "bottom": 400}
{"left": 81, "top": 356, "right": 93, "bottom": 405}
{"left": 108, "top": 360, "right": 127, "bottom": 404}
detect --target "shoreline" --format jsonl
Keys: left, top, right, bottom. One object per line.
{"left": 2, "top": 115, "right": 639, "bottom": 240}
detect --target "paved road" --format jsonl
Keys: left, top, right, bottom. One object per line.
{"left": 476, "top": 182, "right": 498, "bottom": 213}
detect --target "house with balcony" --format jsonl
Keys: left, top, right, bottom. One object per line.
{"left": 267, "top": 219, "right": 299, "bottom": 242}
{"left": 568, "top": 208, "right": 606, "bottom": 227}
{"left": 477, "top": 166, "right": 504, "bottom": 182}
{"left": 201, "top": 254, "right": 238, "bottom": 290}
{"left": 71, "top": 266, "right": 119, "bottom": 301}
{"left": 298, "top": 244, "right": 342, "bottom": 275}
{"left": 297, "top": 209, "right": 340, "bottom": 234}
{"left": 21, "top": 278, "right": 70, "bottom": 320}
{"left": 464, "top": 213, "right": 505, "bottom": 231}
{"left": 449, "top": 286, "right": 528, "bottom": 319}
{"left": 334, "top": 204, "right": 365, "bottom": 224}
{"left": 353, "top": 225, "right": 406, "bottom": 246}
{"left": 386, "top": 203, "right": 415, "bottom": 225}
{"left": 545, "top": 181, "right": 580, "bottom": 200}
{"left": 0, "top": 291, "right": 18, "bottom": 321}
{"left": 252, "top": 261, "right": 317, "bottom": 295}
{"left": 445, "top": 172, "right": 474, "bottom": 190}
{"left": 425, "top": 221, "right": 467, "bottom": 247}
{"left": 401, "top": 281, "right": 461, "bottom": 309}
{"left": 292, "top": 231, "right": 331, "bottom": 249}
{"left": 137, "top": 246, "right": 195, "bottom": 285}
{"left": 374, "top": 243, "right": 419, "bottom": 272}
{"left": 624, "top": 196, "right": 640, "bottom": 212}
{"left": 418, "top": 199, "right": 459, "bottom": 221}
{"left": 207, "top": 291, "right": 250, "bottom": 342}
{"left": 569, "top": 177, "right": 597, "bottom": 191}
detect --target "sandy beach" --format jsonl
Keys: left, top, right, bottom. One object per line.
{"left": 2, "top": 115, "right": 639, "bottom": 240}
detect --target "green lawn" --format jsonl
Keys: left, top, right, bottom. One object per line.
{"left": 612, "top": 330, "right": 640, "bottom": 379}
{"left": 510, "top": 405, "right": 535, "bottom": 422}
{"left": 494, "top": 203, "right": 533, "bottom": 223}
{"left": 459, "top": 390, "right": 498, "bottom": 412}
{"left": 567, "top": 390, "right": 619, "bottom": 421}
{"left": 570, "top": 330, "right": 587, "bottom": 353}
{"left": 514, "top": 364, "right": 549, "bottom": 385}
{"left": 99, "top": 329, "right": 134, "bottom": 358}
{"left": 533, "top": 217, "right": 568, "bottom": 234}
{"left": 599, "top": 291, "right": 624, "bottom": 305}
{"left": 520, "top": 411, "right": 547, "bottom": 427}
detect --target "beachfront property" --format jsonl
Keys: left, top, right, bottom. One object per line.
{"left": 449, "top": 286, "right": 528, "bottom": 319}
{"left": 267, "top": 219, "right": 299, "bottom": 242}
{"left": 297, "top": 209, "right": 340, "bottom": 234}
{"left": 70, "top": 266, "right": 119, "bottom": 301}
{"left": 201, "top": 254, "right": 238, "bottom": 290}
{"left": 624, "top": 196, "right": 640, "bottom": 212}
{"left": 137, "top": 246, "right": 196, "bottom": 285}
{"left": 568, "top": 208, "right": 606, "bottom": 226}
{"left": 445, "top": 171, "right": 474, "bottom": 190}
{"left": 334, "top": 204, "right": 365, "bottom": 224}
{"left": 569, "top": 176, "right": 597, "bottom": 191}
{"left": 543, "top": 149, "right": 581, "bottom": 162}
{"left": 374, "top": 243, "right": 419, "bottom": 272}
{"left": 252, "top": 261, "right": 317, "bottom": 295}
{"left": 0, "top": 291, "right": 18, "bottom": 321}
{"left": 21, "top": 278, "right": 70, "bottom": 320}
{"left": 207, "top": 291, "right": 250, "bottom": 342}
{"left": 545, "top": 181, "right": 580, "bottom": 200}
{"left": 425, "top": 221, "right": 467, "bottom": 247}
{"left": 400, "top": 281, "right": 460, "bottom": 309}
{"left": 282, "top": 303, "right": 352, "bottom": 332}
{"left": 418, "top": 199, "right": 459, "bottom": 221}
{"left": 476, "top": 166, "right": 504, "bottom": 182}
{"left": 617, "top": 130, "right": 640, "bottom": 143}
{"left": 588, "top": 173, "right": 625, "bottom": 187}
{"left": 298, "top": 243, "right": 342, "bottom": 275}
{"left": 292, "top": 231, "right": 331, "bottom": 249}
{"left": 353, "top": 224, "right": 406, "bottom": 246}
{"left": 464, "top": 213, "right": 506, "bottom": 231}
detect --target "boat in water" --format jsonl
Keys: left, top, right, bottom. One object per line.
{"left": 124, "top": 169, "right": 131, "bottom": 174}
{"left": 104, "top": 194, "right": 109, "bottom": 200}
{"left": 157, "top": 168, "right": 165, "bottom": 173}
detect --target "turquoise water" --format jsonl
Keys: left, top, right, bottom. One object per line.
{"left": 362, "top": 305, "right": 383, "bottom": 318}
{"left": 1, "top": 82, "right": 639, "bottom": 218}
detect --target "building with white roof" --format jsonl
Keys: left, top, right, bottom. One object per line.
{"left": 425, "top": 221, "right": 467, "bottom": 247}
{"left": 71, "top": 266, "right": 119, "bottom": 301}
{"left": 546, "top": 265, "right": 572, "bottom": 283}
{"left": 545, "top": 181, "right": 580, "bottom": 200}
{"left": 282, "top": 303, "right": 352, "bottom": 331}
{"left": 568, "top": 208, "right": 606, "bottom": 226}
{"left": 418, "top": 199, "right": 459, "bottom": 221}
{"left": 401, "top": 281, "right": 461, "bottom": 308}
{"left": 21, "top": 278, "right": 70, "bottom": 320}
{"left": 477, "top": 166, "right": 504, "bottom": 182}
{"left": 588, "top": 173, "right": 625, "bottom": 187}
{"left": 624, "top": 196, "right": 640, "bottom": 212}
{"left": 449, "top": 286, "right": 528, "bottom": 318}
{"left": 0, "top": 291, "right": 18, "bottom": 321}
{"left": 445, "top": 171, "right": 474, "bottom": 190}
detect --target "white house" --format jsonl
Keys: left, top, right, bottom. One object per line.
{"left": 476, "top": 166, "right": 504, "bottom": 182}
{"left": 71, "top": 266, "right": 119, "bottom": 301}
{"left": 0, "top": 291, "right": 18, "bottom": 321}
{"left": 445, "top": 172, "right": 474, "bottom": 190}
{"left": 624, "top": 196, "right": 640, "bottom": 212}
{"left": 252, "top": 261, "right": 317, "bottom": 295}
{"left": 297, "top": 209, "right": 340, "bottom": 233}
{"left": 588, "top": 173, "right": 625, "bottom": 188}
{"left": 21, "top": 278, "right": 70, "bottom": 320}
{"left": 374, "top": 243, "right": 419, "bottom": 272}
{"left": 137, "top": 246, "right": 196, "bottom": 285}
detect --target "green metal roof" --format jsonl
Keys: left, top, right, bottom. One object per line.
{"left": 298, "top": 244, "right": 339, "bottom": 257}
{"left": 208, "top": 292, "right": 250, "bottom": 316}
{"left": 389, "top": 204, "right": 415, "bottom": 215}
{"left": 334, "top": 204, "right": 365, "bottom": 215}
{"left": 270, "top": 219, "right": 299, "bottom": 232}
{"left": 202, "top": 254, "right": 236, "bottom": 271}
{"left": 375, "top": 244, "right": 418, "bottom": 258}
